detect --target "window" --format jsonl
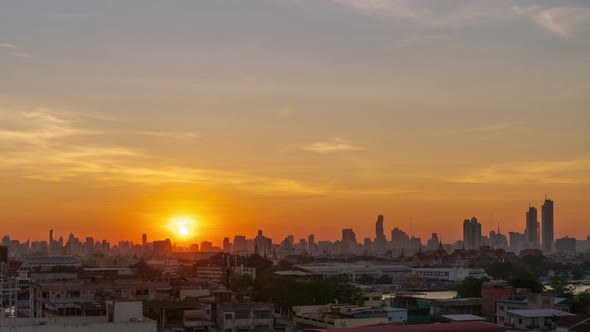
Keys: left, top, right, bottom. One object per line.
{"left": 66, "top": 290, "right": 81, "bottom": 298}
{"left": 42, "top": 292, "right": 49, "bottom": 299}
{"left": 499, "top": 305, "right": 504, "bottom": 311}
{"left": 225, "top": 313, "right": 233, "bottom": 320}
{"left": 253, "top": 311, "right": 270, "bottom": 319}
{"left": 135, "top": 289, "right": 149, "bottom": 296}
{"left": 235, "top": 311, "right": 251, "bottom": 319}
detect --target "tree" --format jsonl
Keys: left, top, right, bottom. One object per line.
{"left": 572, "top": 293, "right": 590, "bottom": 314}
{"left": 507, "top": 272, "right": 544, "bottom": 293}
{"left": 572, "top": 269, "right": 585, "bottom": 281}
{"left": 456, "top": 277, "right": 490, "bottom": 298}
{"left": 358, "top": 274, "right": 375, "bottom": 285}
{"left": 254, "top": 276, "right": 363, "bottom": 310}
{"left": 376, "top": 274, "right": 393, "bottom": 284}
{"left": 548, "top": 275, "right": 576, "bottom": 299}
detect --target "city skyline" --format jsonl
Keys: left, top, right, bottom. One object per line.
{"left": 0, "top": 197, "right": 580, "bottom": 249}
{"left": 1, "top": 1, "right": 590, "bottom": 243}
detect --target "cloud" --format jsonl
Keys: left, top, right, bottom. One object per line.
{"left": 327, "top": 0, "right": 516, "bottom": 28}
{"left": 446, "top": 121, "right": 521, "bottom": 135}
{"left": 0, "top": 42, "right": 34, "bottom": 58}
{"left": 9, "top": 52, "right": 32, "bottom": 59}
{"left": 451, "top": 158, "right": 590, "bottom": 185}
{"left": 514, "top": 5, "right": 590, "bottom": 41}
{"left": 0, "top": 43, "right": 19, "bottom": 49}
{"left": 327, "top": 0, "right": 590, "bottom": 41}
{"left": 302, "top": 138, "right": 364, "bottom": 154}
{"left": 139, "top": 131, "right": 200, "bottom": 141}
{"left": 0, "top": 109, "right": 96, "bottom": 146}
{"left": 0, "top": 108, "right": 329, "bottom": 196}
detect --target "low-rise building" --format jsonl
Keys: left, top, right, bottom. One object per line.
{"left": 495, "top": 293, "right": 571, "bottom": 328}
{"left": 217, "top": 302, "right": 274, "bottom": 332}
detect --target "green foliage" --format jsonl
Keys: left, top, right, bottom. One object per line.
{"left": 358, "top": 274, "right": 375, "bottom": 285}
{"left": 456, "top": 276, "right": 490, "bottom": 298}
{"left": 572, "top": 293, "right": 590, "bottom": 314}
{"left": 230, "top": 274, "right": 255, "bottom": 294}
{"left": 572, "top": 269, "right": 585, "bottom": 281}
{"left": 548, "top": 275, "right": 576, "bottom": 299}
{"left": 376, "top": 274, "right": 393, "bottom": 284}
{"left": 507, "top": 272, "right": 544, "bottom": 293}
{"left": 254, "top": 276, "right": 363, "bottom": 310}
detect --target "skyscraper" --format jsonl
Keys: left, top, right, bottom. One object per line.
{"left": 308, "top": 234, "right": 315, "bottom": 253}
{"left": 375, "top": 215, "right": 386, "bottom": 242}
{"left": 463, "top": 217, "right": 482, "bottom": 250}
{"left": 542, "top": 198, "right": 554, "bottom": 253}
{"left": 526, "top": 206, "right": 538, "bottom": 249}
{"left": 342, "top": 229, "right": 357, "bottom": 252}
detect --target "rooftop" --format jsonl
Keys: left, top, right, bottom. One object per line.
{"left": 504, "top": 309, "right": 575, "bottom": 318}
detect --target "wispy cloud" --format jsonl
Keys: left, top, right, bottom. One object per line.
{"left": 450, "top": 158, "right": 590, "bottom": 185}
{"left": 514, "top": 5, "right": 590, "bottom": 41}
{"left": 9, "top": 52, "right": 32, "bottom": 59}
{"left": 446, "top": 121, "right": 521, "bottom": 135}
{"left": 0, "top": 108, "right": 330, "bottom": 196}
{"left": 327, "top": 0, "right": 515, "bottom": 28}
{"left": 0, "top": 42, "right": 33, "bottom": 58}
{"left": 0, "top": 109, "right": 96, "bottom": 146}
{"left": 0, "top": 43, "right": 19, "bottom": 49}
{"left": 302, "top": 138, "right": 364, "bottom": 154}
{"left": 327, "top": 1, "right": 590, "bottom": 41}
{"left": 139, "top": 131, "right": 200, "bottom": 141}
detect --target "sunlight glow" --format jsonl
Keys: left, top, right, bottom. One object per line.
{"left": 168, "top": 215, "right": 197, "bottom": 238}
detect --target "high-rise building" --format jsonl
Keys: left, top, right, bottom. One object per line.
{"left": 223, "top": 237, "right": 231, "bottom": 253}
{"left": 526, "top": 206, "right": 539, "bottom": 249}
{"left": 375, "top": 215, "right": 386, "bottom": 242}
{"left": 308, "top": 234, "right": 315, "bottom": 253}
{"left": 542, "top": 198, "right": 554, "bottom": 254}
{"left": 341, "top": 229, "right": 357, "bottom": 251}
{"left": 427, "top": 233, "right": 440, "bottom": 251}
{"left": 391, "top": 228, "right": 410, "bottom": 250}
{"left": 463, "top": 217, "right": 482, "bottom": 250}
{"left": 142, "top": 233, "right": 147, "bottom": 246}
{"left": 509, "top": 232, "right": 525, "bottom": 253}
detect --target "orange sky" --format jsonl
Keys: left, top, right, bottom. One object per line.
{"left": 1, "top": 1, "right": 589, "bottom": 246}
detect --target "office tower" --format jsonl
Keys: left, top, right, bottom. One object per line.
{"left": 375, "top": 215, "right": 386, "bottom": 242}
{"left": 374, "top": 215, "right": 387, "bottom": 253}
{"left": 342, "top": 229, "right": 357, "bottom": 251}
{"left": 49, "top": 229, "right": 54, "bottom": 244}
{"left": 463, "top": 217, "right": 482, "bottom": 250}
{"left": 509, "top": 232, "right": 525, "bottom": 253}
{"left": 223, "top": 237, "right": 231, "bottom": 253}
{"left": 391, "top": 228, "right": 410, "bottom": 250}
{"left": 526, "top": 206, "right": 538, "bottom": 249}
{"left": 542, "top": 198, "right": 554, "bottom": 253}
{"left": 233, "top": 235, "right": 247, "bottom": 255}
{"left": 142, "top": 233, "right": 147, "bottom": 246}
{"left": 427, "top": 233, "right": 440, "bottom": 251}
{"left": 308, "top": 234, "right": 315, "bottom": 253}
{"left": 200, "top": 241, "right": 213, "bottom": 252}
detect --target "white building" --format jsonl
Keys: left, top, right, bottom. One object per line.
{"left": 412, "top": 267, "right": 488, "bottom": 282}
{"left": 0, "top": 301, "right": 156, "bottom": 332}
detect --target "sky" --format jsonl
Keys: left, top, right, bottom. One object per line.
{"left": 1, "top": 0, "right": 590, "bottom": 246}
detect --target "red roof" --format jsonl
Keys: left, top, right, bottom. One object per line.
{"left": 305, "top": 322, "right": 506, "bottom": 332}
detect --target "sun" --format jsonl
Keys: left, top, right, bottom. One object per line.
{"left": 168, "top": 215, "right": 197, "bottom": 238}
{"left": 178, "top": 226, "right": 189, "bottom": 237}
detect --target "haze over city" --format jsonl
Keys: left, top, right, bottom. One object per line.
{"left": 1, "top": 0, "right": 590, "bottom": 245}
